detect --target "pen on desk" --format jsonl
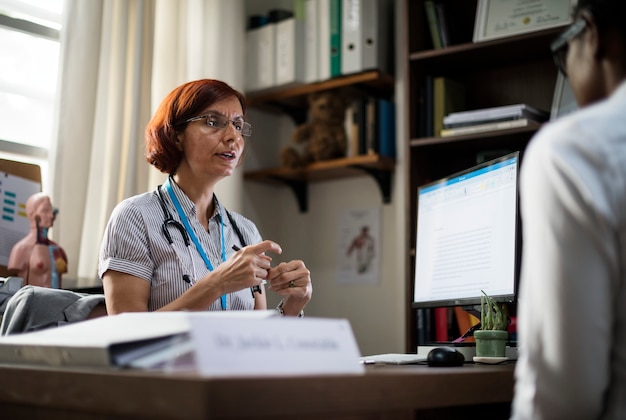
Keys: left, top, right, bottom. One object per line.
{"left": 232, "top": 245, "right": 265, "bottom": 296}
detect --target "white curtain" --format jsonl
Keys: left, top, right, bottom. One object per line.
{"left": 52, "top": 0, "right": 245, "bottom": 288}
{"left": 149, "top": 0, "right": 246, "bottom": 204}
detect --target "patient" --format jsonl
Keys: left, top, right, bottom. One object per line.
{"left": 511, "top": 0, "right": 626, "bottom": 418}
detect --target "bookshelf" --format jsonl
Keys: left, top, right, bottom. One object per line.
{"left": 244, "top": 70, "right": 396, "bottom": 212}
{"left": 403, "top": 0, "right": 568, "bottom": 351}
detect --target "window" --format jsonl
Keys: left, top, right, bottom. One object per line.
{"left": 0, "top": 0, "right": 65, "bottom": 188}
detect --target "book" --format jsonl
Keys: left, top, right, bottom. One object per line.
{"left": 433, "top": 76, "right": 465, "bottom": 136}
{"left": 434, "top": 307, "right": 448, "bottom": 342}
{"left": 435, "top": 1, "right": 450, "bottom": 47}
{"left": 423, "top": 75, "right": 434, "bottom": 137}
{"left": 424, "top": 0, "right": 442, "bottom": 49}
{"left": 454, "top": 306, "right": 476, "bottom": 343}
{"left": 365, "top": 96, "right": 377, "bottom": 154}
{"left": 444, "top": 114, "right": 543, "bottom": 129}
{"left": 440, "top": 117, "right": 541, "bottom": 137}
{"left": 443, "top": 103, "right": 549, "bottom": 127}
{"left": 344, "top": 100, "right": 361, "bottom": 157}
{"left": 355, "top": 98, "right": 368, "bottom": 155}
{"left": 416, "top": 308, "right": 426, "bottom": 345}
{"left": 433, "top": 0, "right": 472, "bottom": 47}
{"left": 377, "top": 98, "right": 396, "bottom": 158}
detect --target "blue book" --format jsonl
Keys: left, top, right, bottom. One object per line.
{"left": 377, "top": 98, "right": 396, "bottom": 158}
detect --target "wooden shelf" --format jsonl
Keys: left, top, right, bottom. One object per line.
{"left": 246, "top": 70, "right": 395, "bottom": 123}
{"left": 410, "top": 124, "right": 543, "bottom": 147}
{"left": 408, "top": 26, "right": 566, "bottom": 69}
{"left": 244, "top": 154, "right": 395, "bottom": 212}
{"left": 244, "top": 69, "right": 396, "bottom": 212}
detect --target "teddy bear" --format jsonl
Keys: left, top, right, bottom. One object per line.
{"left": 280, "top": 91, "right": 350, "bottom": 168}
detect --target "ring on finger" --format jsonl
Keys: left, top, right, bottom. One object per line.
{"left": 289, "top": 280, "right": 295, "bottom": 288}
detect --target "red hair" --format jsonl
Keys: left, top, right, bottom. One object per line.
{"left": 145, "top": 79, "right": 247, "bottom": 174}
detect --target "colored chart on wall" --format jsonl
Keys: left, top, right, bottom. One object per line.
{"left": 0, "top": 172, "right": 41, "bottom": 266}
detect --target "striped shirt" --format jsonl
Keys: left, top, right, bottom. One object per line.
{"left": 98, "top": 181, "right": 263, "bottom": 312}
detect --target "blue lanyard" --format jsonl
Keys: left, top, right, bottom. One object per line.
{"left": 164, "top": 178, "right": 228, "bottom": 310}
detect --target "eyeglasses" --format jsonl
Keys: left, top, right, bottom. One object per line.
{"left": 185, "top": 113, "right": 253, "bottom": 137}
{"left": 551, "top": 19, "right": 587, "bottom": 77}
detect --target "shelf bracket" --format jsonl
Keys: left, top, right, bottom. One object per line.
{"left": 269, "top": 104, "right": 308, "bottom": 125}
{"left": 286, "top": 108, "right": 309, "bottom": 126}
{"left": 352, "top": 165, "right": 393, "bottom": 204}
{"left": 274, "top": 178, "right": 308, "bottom": 213}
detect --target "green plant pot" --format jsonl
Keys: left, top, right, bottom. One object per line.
{"left": 474, "top": 330, "right": 508, "bottom": 357}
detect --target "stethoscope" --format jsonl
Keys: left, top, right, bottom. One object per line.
{"left": 156, "top": 178, "right": 261, "bottom": 308}
{"left": 156, "top": 183, "right": 192, "bottom": 282}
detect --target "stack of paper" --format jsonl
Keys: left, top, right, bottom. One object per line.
{"left": 441, "top": 104, "right": 549, "bottom": 137}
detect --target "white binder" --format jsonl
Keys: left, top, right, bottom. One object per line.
{"left": 245, "top": 29, "right": 260, "bottom": 92}
{"left": 341, "top": 0, "right": 362, "bottom": 75}
{"left": 0, "top": 311, "right": 276, "bottom": 368}
{"left": 341, "top": 0, "right": 392, "bottom": 75}
{"left": 317, "top": 0, "right": 331, "bottom": 81}
{"left": 252, "top": 23, "right": 276, "bottom": 91}
{"left": 361, "top": 0, "right": 392, "bottom": 72}
{"left": 275, "top": 17, "right": 305, "bottom": 87}
{"left": 0, "top": 311, "right": 366, "bottom": 377}
{"left": 304, "top": 0, "right": 319, "bottom": 83}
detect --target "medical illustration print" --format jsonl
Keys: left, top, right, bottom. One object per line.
{"left": 337, "top": 207, "right": 381, "bottom": 285}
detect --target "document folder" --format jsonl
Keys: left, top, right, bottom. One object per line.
{"left": 0, "top": 311, "right": 276, "bottom": 368}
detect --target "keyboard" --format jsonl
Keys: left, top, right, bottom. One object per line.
{"left": 359, "top": 353, "right": 427, "bottom": 365}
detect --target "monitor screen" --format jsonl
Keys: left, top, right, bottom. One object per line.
{"left": 412, "top": 151, "right": 520, "bottom": 309}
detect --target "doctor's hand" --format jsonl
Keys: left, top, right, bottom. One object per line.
{"left": 267, "top": 259, "right": 312, "bottom": 316}
{"left": 211, "top": 240, "right": 281, "bottom": 294}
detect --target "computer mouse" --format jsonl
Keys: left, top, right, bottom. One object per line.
{"left": 427, "top": 347, "right": 465, "bottom": 367}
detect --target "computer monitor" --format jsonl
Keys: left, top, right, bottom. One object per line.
{"left": 412, "top": 151, "right": 520, "bottom": 309}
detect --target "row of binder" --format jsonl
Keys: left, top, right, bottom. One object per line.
{"left": 245, "top": 0, "right": 393, "bottom": 93}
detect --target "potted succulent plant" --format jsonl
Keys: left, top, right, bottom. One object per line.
{"left": 474, "top": 290, "right": 509, "bottom": 358}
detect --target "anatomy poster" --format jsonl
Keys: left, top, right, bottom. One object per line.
{"left": 337, "top": 207, "right": 381, "bottom": 285}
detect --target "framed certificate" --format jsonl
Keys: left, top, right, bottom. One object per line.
{"left": 473, "top": 0, "right": 577, "bottom": 43}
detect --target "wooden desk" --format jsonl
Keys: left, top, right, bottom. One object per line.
{"left": 0, "top": 362, "right": 515, "bottom": 419}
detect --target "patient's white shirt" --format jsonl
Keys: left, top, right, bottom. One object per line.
{"left": 511, "top": 81, "right": 626, "bottom": 420}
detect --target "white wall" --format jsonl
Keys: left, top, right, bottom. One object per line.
{"left": 242, "top": 0, "right": 407, "bottom": 356}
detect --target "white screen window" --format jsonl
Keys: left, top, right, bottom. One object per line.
{"left": 413, "top": 153, "right": 519, "bottom": 306}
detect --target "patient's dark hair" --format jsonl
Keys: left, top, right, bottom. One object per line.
{"left": 145, "top": 79, "right": 247, "bottom": 174}
{"left": 575, "top": 0, "right": 626, "bottom": 40}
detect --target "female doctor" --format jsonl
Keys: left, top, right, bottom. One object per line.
{"left": 98, "top": 79, "right": 312, "bottom": 316}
